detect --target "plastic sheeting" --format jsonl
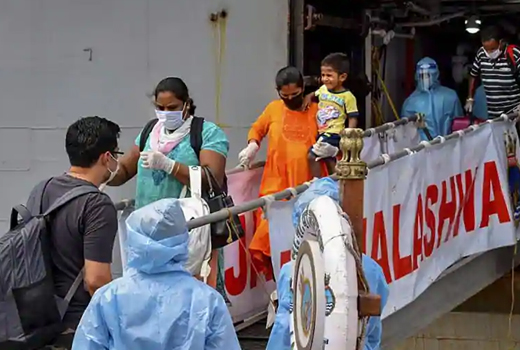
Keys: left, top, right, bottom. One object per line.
{"left": 268, "top": 178, "right": 389, "bottom": 350}
{"left": 402, "top": 57, "right": 463, "bottom": 140}
{"left": 72, "top": 198, "right": 240, "bottom": 350}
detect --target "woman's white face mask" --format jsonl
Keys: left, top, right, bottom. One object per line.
{"left": 156, "top": 104, "right": 187, "bottom": 130}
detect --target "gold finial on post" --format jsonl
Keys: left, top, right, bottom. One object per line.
{"left": 336, "top": 128, "right": 367, "bottom": 180}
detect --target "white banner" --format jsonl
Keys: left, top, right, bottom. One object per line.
{"left": 268, "top": 122, "right": 520, "bottom": 318}
{"left": 222, "top": 167, "right": 276, "bottom": 322}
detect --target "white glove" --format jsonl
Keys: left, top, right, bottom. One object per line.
{"left": 140, "top": 151, "right": 175, "bottom": 173}
{"left": 238, "top": 142, "right": 259, "bottom": 166}
{"left": 464, "top": 98, "right": 474, "bottom": 113}
{"left": 312, "top": 141, "right": 339, "bottom": 161}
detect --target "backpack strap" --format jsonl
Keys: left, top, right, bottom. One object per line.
{"left": 139, "top": 118, "right": 159, "bottom": 152}
{"left": 43, "top": 185, "right": 100, "bottom": 217}
{"left": 190, "top": 117, "right": 205, "bottom": 159}
{"left": 506, "top": 45, "right": 520, "bottom": 86}
{"left": 58, "top": 269, "right": 84, "bottom": 318}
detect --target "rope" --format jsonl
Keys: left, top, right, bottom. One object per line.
{"left": 340, "top": 213, "right": 369, "bottom": 350}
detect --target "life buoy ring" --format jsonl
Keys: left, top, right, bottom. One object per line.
{"left": 290, "top": 195, "right": 359, "bottom": 350}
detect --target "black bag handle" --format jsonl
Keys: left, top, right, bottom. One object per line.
{"left": 202, "top": 166, "right": 225, "bottom": 197}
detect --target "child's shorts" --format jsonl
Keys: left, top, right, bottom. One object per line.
{"left": 309, "top": 132, "right": 341, "bottom": 158}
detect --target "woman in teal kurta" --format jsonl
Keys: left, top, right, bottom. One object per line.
{"left": 109, "top": 77, "right": 229, "bottom": 289}
{"left": 110, "top": 77, "right": 229, "bottom": 208}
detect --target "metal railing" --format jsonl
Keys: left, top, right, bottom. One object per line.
{"left": 113, "top": 114, "right": 432, "bottom": 224}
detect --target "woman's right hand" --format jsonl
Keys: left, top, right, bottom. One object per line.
{"left": 238, "top": 142, "right": 259, "bottom": 167}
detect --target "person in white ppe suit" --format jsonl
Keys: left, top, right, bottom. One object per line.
{"left": 71, "top": 198, "right": 240, "bottom": 350}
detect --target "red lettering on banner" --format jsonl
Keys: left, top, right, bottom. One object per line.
{"left": 480, "top": 161, "right": 510, "bottom": 227}
{"left": 392, "top": 205, "right": 412, "bottom": 280}
{"left": 364, "top": 161, "right": 511, "bottom": 284}
{"left": 454, "top": 169, "right": 476, "bottom": 236}
{"left": 438, "top": 177, "right": 457, "bottom": 245}
{"left": 225, "top": 215, "right": 248, "bottom": 296}
{"left": 423, "top": 184, "right": 438, "bottom": 258}
{"left": 280, "top": 250, "right": 291, "bottom": 267}
{"left": 413, "top": 194, "right": 424, "bottom": 269}
{"left": 371, "top": 211, "right": 392, "bottom": 282}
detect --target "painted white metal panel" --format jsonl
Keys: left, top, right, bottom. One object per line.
{"left": 0, "top": 0, "right": 288, "bottom": 231}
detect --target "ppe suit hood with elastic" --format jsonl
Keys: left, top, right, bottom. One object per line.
{"left": 125, "top": 198, "right": 190, "bottom": 274}
{"left": 72, "top": 197, "right": 241, "bottom": 350}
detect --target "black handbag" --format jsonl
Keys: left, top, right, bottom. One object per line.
{"left": 202, "top": 167, "right": 245, "bottom": 249}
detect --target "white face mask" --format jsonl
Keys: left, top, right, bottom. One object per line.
{"left": 156, "top": 105, "right": 186, "bottom": 130}
{"left": 486, "top": 49, "right": 501, "bottom": 60}
{"left": 99, "top": 154, "right": 119, "bottom": 191}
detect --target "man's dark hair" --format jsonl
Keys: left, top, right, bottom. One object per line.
{"left": 321, "top": 52, "right": 350, "bottom": 75}
{"left": 66, "top": 116, "right": 121, "bottom": 168}
{"left": 275, "top": 66, "right": 304, "bottom": 90}
{"left": 481, "top": 25, "right": 503, "bottom": 42}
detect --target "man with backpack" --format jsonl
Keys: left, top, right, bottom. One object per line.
{"left": 466, "top": 25, "right": 520, "bottom": 119}
{"left": 0, "top": 116, "right": 121, "bottom": 350}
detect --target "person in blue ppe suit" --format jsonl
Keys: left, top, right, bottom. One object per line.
{"left": 72, "top": 198, "right": 240, "bottom": 350}
{"left": 473, "top": 85, "right": 489, "bottom": 120}
{"left": 266, "top": 178, "right": 389, "bottom": 350}
{"left": 402, "top": 57, "right": 463, "bottom": 140}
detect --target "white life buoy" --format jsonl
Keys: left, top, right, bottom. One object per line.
{"left": 290, "top": 195, "right": 359, "bottom": 350}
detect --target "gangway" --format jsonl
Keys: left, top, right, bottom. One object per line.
{"left": 113, "top": 112, "right": 520, "bottom": 349}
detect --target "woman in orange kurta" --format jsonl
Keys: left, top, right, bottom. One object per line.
{"left": 238, "top": 66, "right": 326, "bottom": 279}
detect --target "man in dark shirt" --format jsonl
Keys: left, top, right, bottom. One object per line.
{"left": 29, "top": 116, "right": 121, "bottom": 349}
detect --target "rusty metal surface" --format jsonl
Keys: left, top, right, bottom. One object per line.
{"left": 237, "top": 318, "right": 271, "bottom": 350}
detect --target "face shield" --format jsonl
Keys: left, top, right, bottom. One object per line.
{"left": 417, "top": 62, "right": 438, "bottom": 91}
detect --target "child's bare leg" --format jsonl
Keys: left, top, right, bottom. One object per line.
{"left": 324, "top": 158, "right": 337, "bottom": 175}
{"left": 308, "top": 152, "right": 322, "bottom": 178}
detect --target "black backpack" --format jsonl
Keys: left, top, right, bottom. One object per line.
{"left": 0, "top": 184, "right": 99, "bottom": 350}
{"left": 139, "top": 117, "right": 228, "bottom": 192}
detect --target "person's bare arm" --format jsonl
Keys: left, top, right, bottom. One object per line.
{"left": 468, "top": 76, "right": 477, "bottom": 100}
{"left": 468, "top": 52, "right": 481, "bottom": 100}
{"left": 108, "top": 145, "right": 140, "bottom": 186}
{"left": 170, "top": 149, "right": 227, "bottom": 189}
{"left": 82, "top": 195, "right": 117, "bottom": 296}
{"left": 347, "top": 117, "right": 358, "bottom": 128}
{"left": 83, "top": 260, "right": 112, "bottom": 296}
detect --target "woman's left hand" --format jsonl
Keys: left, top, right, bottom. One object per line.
{"left": 140, "top": 151, "right": 176, "bottom": 174}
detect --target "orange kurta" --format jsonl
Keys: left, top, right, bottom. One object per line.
{"left": 247, "top": 100, "right": 325, "bottom": 278}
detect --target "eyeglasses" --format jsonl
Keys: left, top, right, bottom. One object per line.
{"left": 111, "top": 151, "right": 124, "bottom": 158}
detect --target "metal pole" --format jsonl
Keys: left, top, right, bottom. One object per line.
{"left": 335, "top": 128, "right": 366, "bottom": 251}
{"left": 336, "top": 127, "right": 382, "bottom": 321}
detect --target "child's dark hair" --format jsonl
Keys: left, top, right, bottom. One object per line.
{"left": 321, "top": 53, "right": 350, "bottom": 75}
{"left": 275, "top": 66, "right": 304, "bottom": 90}
{"left": 154, "top": 77, "right": 197, "bottom": 115}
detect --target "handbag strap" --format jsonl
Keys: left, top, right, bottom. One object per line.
{"left": 189, "top": 166, "right": 203, "bottom": 199}
{"left": 202, "top": 166, "right": 224, "bottom": 196}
